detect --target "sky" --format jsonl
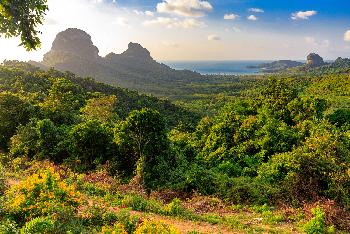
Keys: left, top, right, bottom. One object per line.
{"left": 0, "top": 0, "right": 350, "bottom": 61}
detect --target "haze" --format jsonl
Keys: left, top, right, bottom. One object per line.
{"left": 1, "top": 0, "right": 350, "bottom": 62}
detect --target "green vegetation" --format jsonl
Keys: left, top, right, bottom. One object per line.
{"left": 0, "top": 61, "right": 349, "bottom": 233}
{"left": 0, "top": 0, "right": 48, "bottom": 50}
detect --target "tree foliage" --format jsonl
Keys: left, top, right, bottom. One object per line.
{"left": 0, "top": 0, "right": 48, "bottom": 50}
{"left": 114, "top": 108, "right": 172, "bottom": 189}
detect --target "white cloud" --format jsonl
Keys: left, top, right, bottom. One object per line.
{"left": 156, "top": 0, "right": 213, "bottom": 17}
{"left": 143, "top": 17, "right": 205, "bottom": 28}
{"left": 224, "top": 13, "right": 239, "bottom": 20}
{"left": 113, "top": 17, "right": 129, "bottom": 26}
{"left": 291, "top": 10, "right": 317, "bottom": 20}
{"left": 304, "top": 36, "right": 317, "bottom": 45}
{"left": 304, "top": 36, "right": 330, "bottom": 47}
{"left": 145, "top": 11, "right": 155, "bottom": 17}
{"left": 133, "top": 10, "right": 155, "bottom": 17}
{"left": 247, "top": 15, "right": 257, "bottom": 21}
{"left": 344, "top": 30, "right": 350, "bottom": 42}
{"left": 208, "top": 34, "right": 220, "bottom": 41}
{"left": 249, "top": 8, "right": 264, "bottom": 13}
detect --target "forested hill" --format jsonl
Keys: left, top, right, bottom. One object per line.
{"left": 0, "top": 60, "right": 199, "bottom": 130}
{"left": 33, "top": 28, "right": 202, "bottom": 95}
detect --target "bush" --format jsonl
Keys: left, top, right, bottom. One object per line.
{"left": 0, "top": 162, "right": 5, "bottom": 195}
{"left": 121, "top": 194, "right": 149, "bottom": 212}
{"left": 20, "top": 216, "right": 55, "bottom": 234}
{"left": 328, "top": 109, "right": 350, "bottom": 128}
{"left": 115, "top": 209, "right": 140, "bottom": 234}
{"left": 304, "top": 206, "right": 326, "bottom": 234}
{"left": 216, "top": 176, "right": 279, "bottom": 205}
{"left": 165, "top": 198, "right": 183, "bottom": 216}
{"left": 101, "top": 223, "right": 127, "bottom": 234}
{"left": 135, "top": 219, "right": 180, "bottom": 234}
{"left": 4, "top": 167, "right": 82, "bottom": 223}
{"left": 0, "top": 219, "right": 18, "bottom": 234}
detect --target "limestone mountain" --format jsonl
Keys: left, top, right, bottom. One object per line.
{"left": 306, "top": 53, "right": 325, "bottom": 67}
{"left": 39, "top": 28, "right": 202, "bottom": 95}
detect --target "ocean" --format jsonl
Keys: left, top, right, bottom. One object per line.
{"left": 162, "top": 60, "right": 273, "bottom": 75}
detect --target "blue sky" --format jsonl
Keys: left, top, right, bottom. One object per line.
{"left": 0, "top": 0, "right": 349, "bottom": 61}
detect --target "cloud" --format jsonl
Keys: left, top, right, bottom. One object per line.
{"left": 224, "top": 13, "right": 239, "bottom": 20}
{"left": 249, "top": 8, "right": 264, "bottom": 13}
{"left": 156, "top": 0, "right": 213, "bottom": 17}
{"left": 133, "top": 10, "right": 155, "bottom": 17}
{"left": 247, "top": 15, "right": 257, "bottom": 21}
{"left": 208, "top": 34, "right": 220, "bottom": 41}
{"left": 304, "top": 36, "right": 317, "bottom": 45}
{"left": 143, "top": 17, "right": 205, "bottom": 28}
{"left": 113, "top": 17, "right": 129, "bottom": 26}
{"left": 145, "top": 11, "right": 155, "bottom": 17}
{"left": 344, "top": 30, "right": 350, "bottom": 42}
{"left": 304, "top": 36, "right": 330, "bottom": 47}
{"left": 291, "top": 10, "right": 317, "bottom": 20}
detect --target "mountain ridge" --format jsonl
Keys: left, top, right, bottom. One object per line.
{"left": 35, "top": 28, "right": 202, "bottom": 94}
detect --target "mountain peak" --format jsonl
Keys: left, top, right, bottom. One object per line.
{"left": 306, "top": 53, "right": 325, "bottom": 67}
{"left": 49, "top": 28, "right": 99, "bottom": 59}
{"left": 122, "top": 42, "right": 152, "bottom": 59}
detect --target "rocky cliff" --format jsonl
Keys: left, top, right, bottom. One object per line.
{"left": 306, "top": 53, "right": 325, "bottom": 67}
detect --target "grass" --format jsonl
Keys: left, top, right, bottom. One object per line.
{"left": 1, "top": 160, "right": 341, "bottom": 234}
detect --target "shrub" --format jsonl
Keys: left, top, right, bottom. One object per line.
{"left": 303, "top": 206, "right": 326, "bottom": 234}
{"left": 165, "top": 198, "right": 183, "bottom": 216}
{"left": 328, "top": 109, "right": 350, "bottom": 128}
{"left": 121, "top": 194, "right": 148, "bottom": 212}
{"left": 115, "top": 209, "right": 140, "bottom": 234}
{"left": 0, "top": 219, "right": 18, "bottom": 234}
{"left": 135, "top": 219, "right": 180, "bottom": 234}
{"left": 20, "top": 216, "right": 55, "bottom": 234}
{"left": 4, "top": 167, "right": 82, "bottom": 223}
{"left": 101, "top": 223, "right": 127, "bottom": 234}
{"left": 0, "top": 162, "right": 5, "bottom": 195}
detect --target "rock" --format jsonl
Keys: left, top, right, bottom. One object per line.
{"left": 306, "top": 53, "right": 325, "bottom": 67}
{"left": 44, "top": 28, "right": 100, "bottom": 61}
{"left": 122, "top": 42, "right": 152, "bottom": 60}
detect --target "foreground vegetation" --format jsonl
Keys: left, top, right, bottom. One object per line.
{"left": 0, "top": 61, "right": 349, "bottom": 233}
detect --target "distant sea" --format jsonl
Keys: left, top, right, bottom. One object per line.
{"left": 162, "top": 60, "right": 274, "bottom": 75}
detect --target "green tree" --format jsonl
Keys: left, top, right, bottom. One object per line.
{"left": 258, "top": 124, "right": 350, "bottom": 205}
{"left": 68, "top": 119, "right": 115, "bottom": 171}
{"left": 81, "top": 95, "right": 118, "bottom": 122}
{"left": 114, "top": 108, "right": 171, "bottom": 189}
{"left": 259, "top": 78, "right": 298, "bottom": 124}
{"left": 0, "top": 92, "right": 33, "bottom": 149}
{"left": 10, "top": 119, "right": 68, "bottom": 162}
{"left": 328, "top": 109, "right": 350, "bottom": 128}
{"left": 0, "top": 0, "right": 48, "bottom": 50}
{"left": 40, "top": 78, "right": 85, "bottom": 124}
